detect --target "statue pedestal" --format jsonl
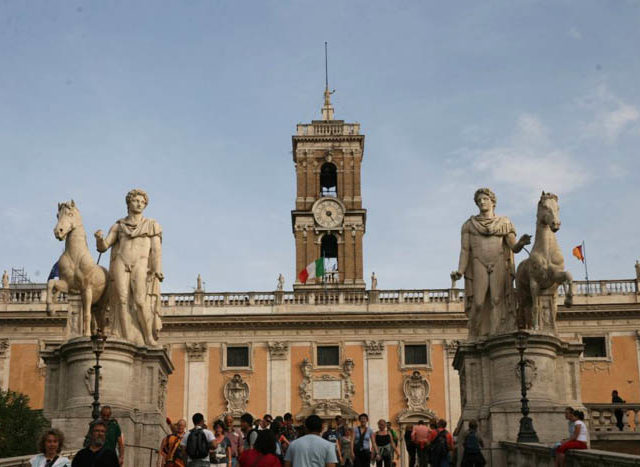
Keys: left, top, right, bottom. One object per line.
{"left": 41, "top": 337, "right": 173, "bottom": 466}
{"left": 453, "top": 332, "right": 584, "bottom": 463}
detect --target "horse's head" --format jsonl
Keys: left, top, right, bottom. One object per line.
{"left": 537, "top": 191, "right": 560, "bottom": 232}
{"left": 54, "top": 200, "right": 81, "bottom": 240}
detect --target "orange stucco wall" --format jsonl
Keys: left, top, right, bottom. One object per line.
{"left": 387, "top": 345, "right": 405, "bottom": 422}
{"left": 166, "top": 346, "right": 185, "bottom": 421}
{"left": 208, "top": 347, "right": 226, "bottom": 420}
{"left": 247, "top": 346, "right": 268, "bottom": 417}
{"left": 428, "top": 344, "right": 446, "bottom": 421}
{"left": 581, "top": 335, "right": 640, "bottom": 403}
{"left": 8, "top": 343, "right": 45, "bottom": 409}
{"left": 345, "top": 344, "right": 365, "bottom": 414}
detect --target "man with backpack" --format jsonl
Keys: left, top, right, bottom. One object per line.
{"left": 180, "top": 413, "right": 215, "bottom": 467}
{"left": 427, "top": 419, "right": 454, "bottom": 467}
{"left": 240, "top": 413, "right": 259, "bottom": 451}
{"left": 460, "top": 420, "right": 485, "bottom": 467}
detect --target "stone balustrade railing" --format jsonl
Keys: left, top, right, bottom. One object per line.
{"left": 500, "top": 441, "right": 640, "bottom": 466}
{"left": 586, "top": 403, "right": 640, "bottom": 432}
{"left": 160, "top": 288, "right": 464, "bottom": 307}
{"left": 1, "top": 278, "right": 637, "bottom": 307}
{"left": 296, "top": 122, "right": 360, "bottom": 136}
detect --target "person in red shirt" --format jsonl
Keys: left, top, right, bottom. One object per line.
{"left": 410, "top": 420, "right": 431, "bottom": 467}
{"left": 427, "top": 420, "right": 454, "bottom": 467}
{"left": 239, "top": 430, "right": 281, "bottom": 467}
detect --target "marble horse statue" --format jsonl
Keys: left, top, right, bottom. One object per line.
{"left": 47, "top": 201, "right": 108, "bottom": 335}
{"left": 516, "top": 192, "right": 573, "bottom": 331}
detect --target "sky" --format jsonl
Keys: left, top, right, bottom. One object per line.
{"left": 1, "top": 1, "right": 639, "bottom": 292}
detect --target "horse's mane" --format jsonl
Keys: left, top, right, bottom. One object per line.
{"left": 538, "top": 191, "right": 558, "bottom": 205}
{"left": 57, "top": 200, "right": 78, "bottom": 212}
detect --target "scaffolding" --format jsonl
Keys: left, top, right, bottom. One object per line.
{"left": 10, "top": 267, "right": 31, "bottom": 284}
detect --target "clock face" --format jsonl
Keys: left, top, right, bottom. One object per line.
{"left": 313, "top": 198, "right": 345, "bottom": 228}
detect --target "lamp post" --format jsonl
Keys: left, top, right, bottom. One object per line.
{"left": 515, "top": 331, "right": 539, "bottom": 443}
{"left": 90, "top": 330, "right": 107, "bottom": 420}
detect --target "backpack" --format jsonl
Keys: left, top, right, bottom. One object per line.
{"left": 186, "top": 428, "right": 209, "bottom": 459}
{"left": 463, "top": 430, "right": 481, "bottom": 454}
{"left": 429, "top": 430, "right": 448, "bottom": 463}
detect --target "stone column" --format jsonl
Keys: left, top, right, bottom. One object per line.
{"left": 185, "top": 342, "right": 209, "bottom": 421}
{"left": 268, "top": 342, "right": 290, "bottom": 415}
{"left": 364, "top": 340, "right": 388, "bottom": 423}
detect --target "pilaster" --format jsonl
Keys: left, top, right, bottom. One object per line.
{"left": 185, "top": 342, "right": 209, "bottom": 421}
{"left": 364, "top": 340, "right": 388, "bottom": 423}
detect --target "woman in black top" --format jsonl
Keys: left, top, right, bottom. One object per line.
{"left": 374, "top": 419, "right": 398, "bottom": 467}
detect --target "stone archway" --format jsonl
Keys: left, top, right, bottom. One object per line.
{"left": 396, "top": 409, "right": 438, "bottom": 467}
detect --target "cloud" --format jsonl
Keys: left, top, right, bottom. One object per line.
{"left": 580, "top": 83, "right": 640, "bottom": 143}
{"left": 454, "top": 114, "right": 590, "bottom": 205}
{"left": 568, "top": 27, "right": 582, "bottom": 39}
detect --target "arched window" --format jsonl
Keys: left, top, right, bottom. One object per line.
{"left": 320, "top": 163, "right": 337, "bottom": 197}
{"left": 321, "top": 234, "right": 338, "bottom": 282}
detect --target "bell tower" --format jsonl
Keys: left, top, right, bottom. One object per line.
{"left": 291, "top": 86, "right": 366, "bottom": 290}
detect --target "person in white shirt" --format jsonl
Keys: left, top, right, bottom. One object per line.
{"left": 180, "top": 413, "right": 215, "bottom": 467}
{"left": 555, "top": 410, "right": 588, "bottom": 467}
{"left": 285, "top": 415, "right": 338, "bottom": 467}
{"left": 30, "top": 428, "right": 71, "bottom": 467}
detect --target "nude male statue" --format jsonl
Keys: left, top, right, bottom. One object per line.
{"left": 451, "top": 188, "right": 531, "bottom": 337}
{"left": 95, "top": 189, "right": 163, "bottom": 346}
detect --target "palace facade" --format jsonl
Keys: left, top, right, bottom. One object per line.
{"left": 1, "top": 90, "right": 640, "bottom": 438}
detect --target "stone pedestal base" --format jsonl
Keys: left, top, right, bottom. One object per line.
{"left": 41, "top": 337, "right": 173, "bottom": 466}
{"left": 453, "top": 332, "right": 584, "bottom": 464}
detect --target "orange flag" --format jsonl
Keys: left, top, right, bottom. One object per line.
{"left": 572, "top": 245, "right": 584, "bottom": 262}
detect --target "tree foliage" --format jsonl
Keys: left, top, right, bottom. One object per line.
{"left": 0, "top": 389, "right": 50, "bottom": 457}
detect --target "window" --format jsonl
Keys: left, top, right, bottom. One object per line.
{"left": 582, "top": 337, "right": 607, "bottom": 358}
{"left": 227, "top": 346, "right": 249, "bottom": 367}
{"left": 405, "top": 344, "right": 428, "bottom": 365}
{"left": 320, "top": 163, "right": 337, "bottom": 197}
{"left": 317, "top": 345, "right": 340, "bottom": 366}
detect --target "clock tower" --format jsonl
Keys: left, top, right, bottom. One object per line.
{"left": 292, "top": 88, "right": 366, "bottom": 290}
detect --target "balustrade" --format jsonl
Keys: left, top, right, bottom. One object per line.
{"left": 586, "top": 403, "right": 640, "bottom": 432}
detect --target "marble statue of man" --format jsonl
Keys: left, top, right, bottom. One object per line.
{"left": 277, "top": 273, "right": 284, "bottom": 291}
{"left": 451, "top": 188, "right": 530, "bottom": 337}
{"left": 371, "top": 272, "right": 377, "bottom": 290}
{"left": 1, "top": 271, "right": 8, "bottom": 289}
{"left": 95, "top": 189, "right": 163, "bottom": 346}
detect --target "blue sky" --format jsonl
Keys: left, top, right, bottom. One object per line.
{"left": 1, "top": 1, "right": 639, "bottom": 291}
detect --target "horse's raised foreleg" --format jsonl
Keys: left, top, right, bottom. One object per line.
{"left": 82, "top": 287, "right": 93, "bottom": 336}
{"left": 46, "top": 279, "right": 68, "bottom": 316}
{"left": 550, "top": 268, "right": 573, "bottom": 307}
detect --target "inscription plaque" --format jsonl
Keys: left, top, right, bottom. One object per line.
{"left": 312, "top": 380, "right": 342, "bottom": 400}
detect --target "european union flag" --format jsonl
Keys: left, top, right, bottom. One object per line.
{"left": 47, "top": 262, "right": 59, "bottom": 280}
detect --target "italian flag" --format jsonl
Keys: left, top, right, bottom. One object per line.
{"left": 298, "top": 258, "right": 325, "bottom": 284}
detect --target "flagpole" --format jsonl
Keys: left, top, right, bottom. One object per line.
{"left": 582, "top": 241, "right": 590, "bottom": 295}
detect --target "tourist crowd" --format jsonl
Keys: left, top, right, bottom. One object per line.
{"left": 31, "top": 400, "right": 621, "bottom": 467}
{"left": 155, "top": 412, "right": 462, "bottom": 467}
